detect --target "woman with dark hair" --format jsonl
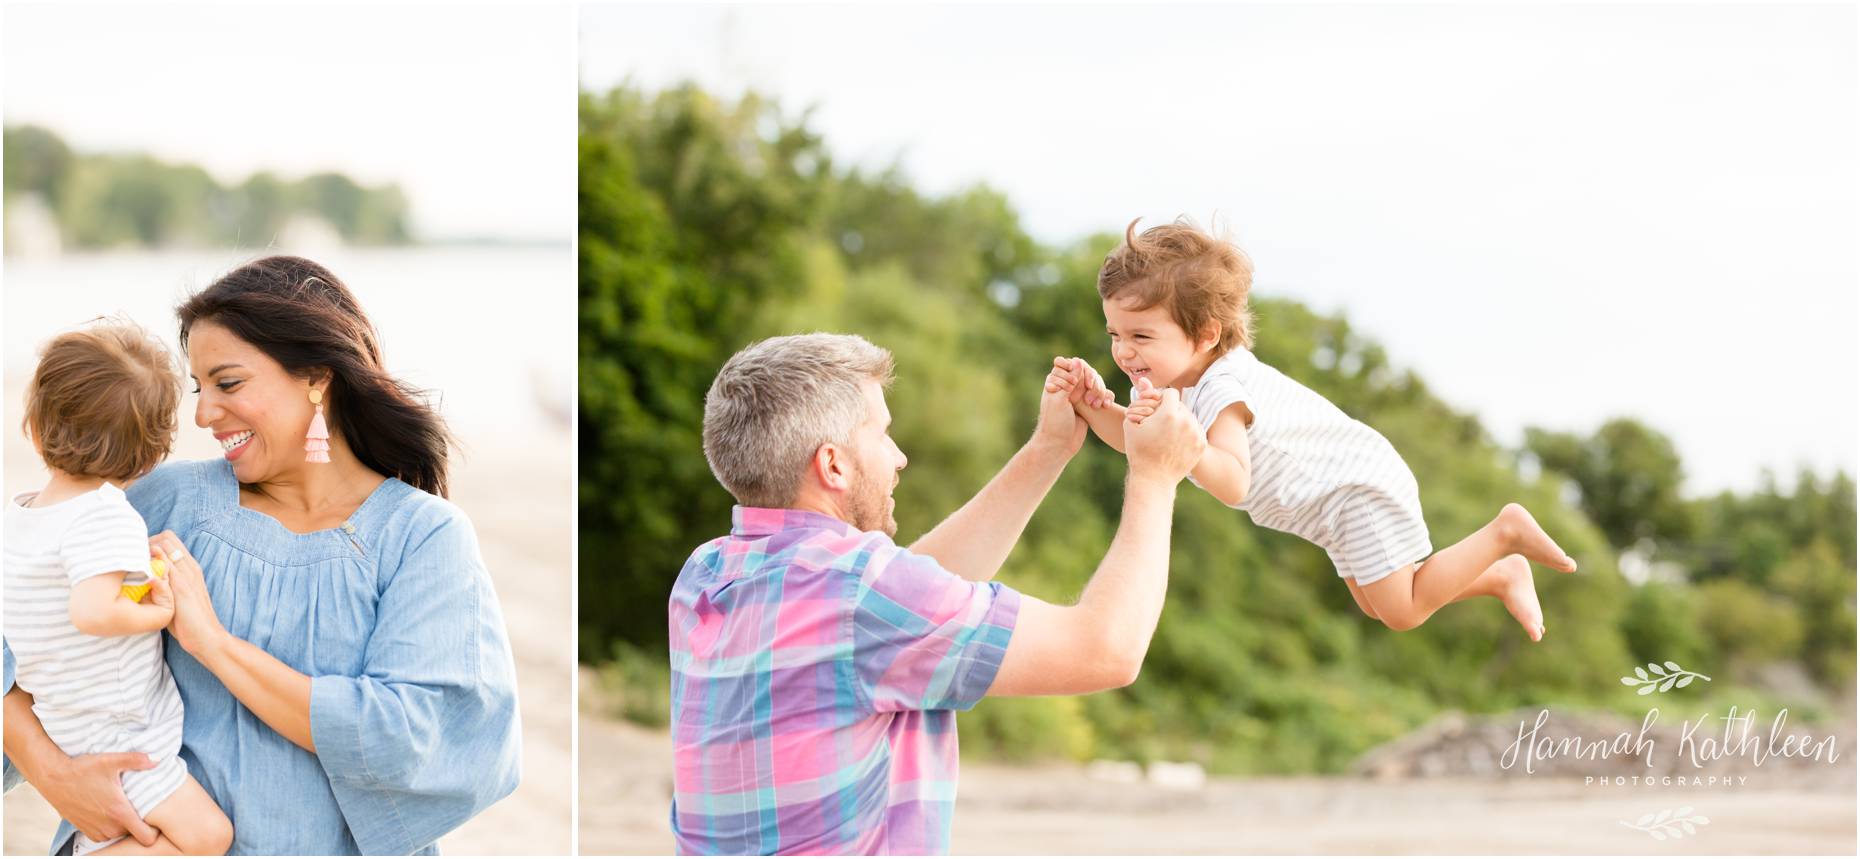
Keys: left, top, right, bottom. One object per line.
{"left": 2, "top": 256, "right": 521, "bottom": 854}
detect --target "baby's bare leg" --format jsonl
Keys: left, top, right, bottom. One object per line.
{"left": 1361, "top": 504, "right": 1575, "bottom": 634}
{"left": 1345, "top": 555, "right": 1517, "bottom": 618}
{"left": 92, "top": 775, "right": 232, "bottom": 856}
{"left": 1457, "top": 555, "right": 1547, "bottom": 640}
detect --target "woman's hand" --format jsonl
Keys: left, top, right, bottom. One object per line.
{"left": 147, "top": 533, "right": 318, "bottom": 751}
{"left": 40, "top": 753, "right": 162, "bottom": 847}
{"left": 149, "top": 532, "right": 228, "bottom": 661}
{"left": 4, "top": 688, "right": 159, "bottom": 847}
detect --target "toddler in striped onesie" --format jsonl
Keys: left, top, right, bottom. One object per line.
{"left": 1048, "top": 219, "right": 1578, "bottom": 640}
{"left": 4, "top": 323, "right": 231, "bottom": 855}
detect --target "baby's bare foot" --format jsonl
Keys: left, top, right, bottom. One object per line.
{"left": 1496, "top": 503, "right": 1577, "bottom": 573}
{"left": 1490, "top": 554, "right": 1545, "bottom": 641}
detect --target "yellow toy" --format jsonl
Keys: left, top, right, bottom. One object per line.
{"left": 121, "top": 557, "right": 167, "bottom": 603}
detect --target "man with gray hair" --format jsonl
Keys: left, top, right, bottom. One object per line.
{"left": 669, "top": 332, "right": 1206, "bottom": 855}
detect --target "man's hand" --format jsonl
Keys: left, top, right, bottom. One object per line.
{"left": 34, "top": 752, "right": 159, "bottom": 846}
{"left": 911, "top": 357, "right": 1092, "bottom": 581}
{"left": 1125, "top": 387, "right": 1204, "bottom": 482}
{"left": 1034, "top": 359, "right": 1089, "bottom": 456}
{"left": 988, "top": 381, "right": 1190, "bottom": 698}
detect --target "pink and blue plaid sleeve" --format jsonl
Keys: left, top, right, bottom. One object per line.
{"left": 848, "top": 544, "right": 1020, "bottom": 713}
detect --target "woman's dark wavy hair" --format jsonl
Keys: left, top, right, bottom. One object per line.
{"left": 178, "top": 256, "right": 453, "bottom": 497}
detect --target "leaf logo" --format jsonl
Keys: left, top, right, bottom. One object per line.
{"left": 1619, "top": 806, "right": 1710, "bottom": 840}
{"left": 1620, "top": 660, "right": 1710, "bottom": 695}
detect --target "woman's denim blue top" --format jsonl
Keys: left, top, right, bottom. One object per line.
{"left": 5, "top": 458, "right": 522, "bottom": 854}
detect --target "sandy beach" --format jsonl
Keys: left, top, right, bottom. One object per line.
{"left": 577, "top": 667, "right": 1856, "bottom": 855}
{"left": 2, "top": 368, "right": 575, "bottom": 855}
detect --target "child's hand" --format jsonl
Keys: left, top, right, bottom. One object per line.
{"left": 1046, "top": 357, "right": 1098, "bottom": 410}
{"left": 1046, "top": 357, "right": 1116, "bottom": 410}
{"left": 143, "top": 565, "right": 175, "bottom": 620}
{"left": 1073, "top": 358, "right": 1115, "bottom": 409}
{"left": 1125, "top": 377, "right": 1164, "bottom": 424}
{"left": 1044, "top": 356, "right": 1080, "bottom": 397}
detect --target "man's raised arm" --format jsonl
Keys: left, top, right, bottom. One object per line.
{"left": 908, "top": 361, "right": 1088, "bottom": 582}
{"left": 987, "top": 388, "right": 1205, "bottom": 696}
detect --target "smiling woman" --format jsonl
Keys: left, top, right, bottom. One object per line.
{"left": 177, "top": 257, "right": 455, "bottom": 526}
{"left": 2, "top": 258, "right": 524, "bottom": 855}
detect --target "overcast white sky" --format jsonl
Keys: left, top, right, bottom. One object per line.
{"left": 5, "top": 3, "right": 574, "bottom": 243}
{"left": 583, "top": 3, "right": 1858, "bottom": 496}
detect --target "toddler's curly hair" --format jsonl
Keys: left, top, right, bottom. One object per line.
{"left": 1097, "top": 216, "right": 1255, "bottom": 352}
{"left": 23, "top": 321, "right": 180, "bottom": 481}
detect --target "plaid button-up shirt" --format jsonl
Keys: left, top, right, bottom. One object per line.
{"left": 668, "top": 507, "right": 1021, "bottom": 855}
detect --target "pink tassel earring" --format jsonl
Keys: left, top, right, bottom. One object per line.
{"left": 305, "top": 388, "right": 331, "bottom": 464}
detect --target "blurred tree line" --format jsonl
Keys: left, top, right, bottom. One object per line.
{"left": 579, "top": 83, "right": 1856, "bottom": 774}
{"left": 3, "top": 125, "right": 410, "bottom": 249}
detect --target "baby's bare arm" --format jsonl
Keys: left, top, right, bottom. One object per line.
{"left": 1189, "top": 404, "right": 1253, "bottom": 507}
{"left": 1078, "top": 400, "right": 1129, "bottom": 453}
{"left": 67, "top": 574, "right": 172, "bottom": 637}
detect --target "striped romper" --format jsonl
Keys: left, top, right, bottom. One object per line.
{"left": 3, "top": 483, "right": 188, "bottom": 855}
{"left": 1182, "top": 347, "right": 1432, "bottom": 586}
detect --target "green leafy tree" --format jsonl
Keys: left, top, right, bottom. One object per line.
{"left": 1526, "top": 419, "right": 1693, "bottom": 552}
{"left": 577, "top": 85, "right": 824, "bottom": 657}
{"left": 1770, "top": 539, "right": 1857, "bottom": 685}
{"left": 1620, "top": 582, "right": 1710, "bottom": 669}
{"left": 1696, "top": 579, "right": 1805, "bottom": 665}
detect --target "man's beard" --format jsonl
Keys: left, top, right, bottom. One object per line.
{"left": 844, "top": 458, "right": 897, "bottom": 537}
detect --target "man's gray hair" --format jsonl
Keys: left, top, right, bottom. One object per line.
{"left": 702, "top": 333, "right": 895, "bottom": 508}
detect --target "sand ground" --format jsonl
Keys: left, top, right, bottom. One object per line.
{"left": 2, "top": 402, "right": 576, "bottom": 854}
{"left": 578, "top": 670, "right": 1856, "bottom": 855}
